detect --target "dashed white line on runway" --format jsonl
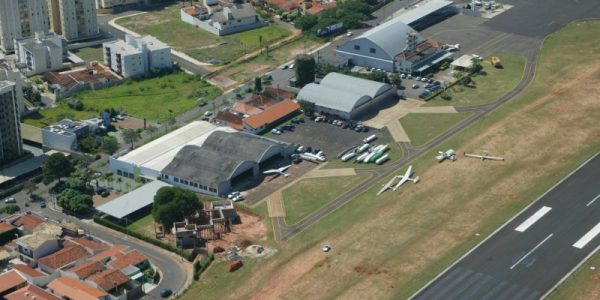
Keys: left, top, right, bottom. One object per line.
{"left": 515, "top": 206, "right": 552, "bottom": 232}
{"left": 510, "top": 233, "right": 554, "bottom": 270}
{"left": 573, "top": 223, "right": 600, "bottom": 249}
{"left": 586, "top": 194, "right": 600, "bottom": 207}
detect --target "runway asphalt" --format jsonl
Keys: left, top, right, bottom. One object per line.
{"left": 412, "top": 153, "right": 600, "bottom": 300}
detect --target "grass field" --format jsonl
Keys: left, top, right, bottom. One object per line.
{"left": 400, "top": 112, "right": 473, "bottom": 147}
{"left": 179, "top": 21, "right": 600, "bottom": 300}
{"left": 127, "top": 214, "right": 153, "bottom": 235}
{"left": 425, "top": 52, "right": 526, "bottom": 107}
{"left": 23, "top": 72, "right": 221, "bottom": 127}
{"left": 71, "top": 46, "right": 104, "bottom": 62}
{"left": 547, "top": 251, "right": 600, "bottom": 299}
{"left": 283, "top": 174, "right": 369, "bottom": 225}
{"left": 116, "top": 5, "right": 291, "bottom": 64}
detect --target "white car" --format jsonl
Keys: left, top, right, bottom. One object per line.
{"left": 4, "top": 197, "right": 16, "bottom": 204}
{"left": 116, "top": 115, "right": 125, "bottom": 120}
{"left": 421, "top": 77, "right": 429, "bottom": 82}
{"left": 271, "top": 129, "right": 282, "bottom": 135}
{"left": 232, "top": 194, "right": 244, "bottom": 202}
{"left": 416, "top": 76, "right": 421, "bottom": 81}
{"left": 407, "top": 74, "right": 413, "bottom": 79}
{"left": 400, "top": 73, "right": 406, "bottom": 79}
{"left": 346, "top": 31, "right": 353, "bottom": 37}
{"left": 322, "top": 244, "right": 331, "bottom": 252}
{"left": 412, "top": 84, "right": 419, "bottom": 89}
{"left": 227, "top": 191, "right": 240, "bottom": 199}
{"left": 204, "top": 111, "right": 213, "bottom": 117}
{"left": 289, "top": 64, "right": 295, "bottom": 69}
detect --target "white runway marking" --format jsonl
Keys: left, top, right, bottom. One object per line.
{"left": 573, "top": 223, "right": 600, "bottom": 249}
{"left": 586, "top": 194, "right": 600, "bottom": 207}
{"left": 515, "top": 206, "right": 552, "bottom": 232}
{"left": 510, "top": 234, "right": 553, "bottom": 270}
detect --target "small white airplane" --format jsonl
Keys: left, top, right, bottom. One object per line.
{"left": 444, "top": 43, "right": 460, "bottom": 51}
{"left": 300, "top": 152, "right": 326, "bottom": 163}
{"left": 377, "top": 165, "right": 419, "bottom": 196}
{"left": 436, "top": 149, "right": 457, "bottom": 163}
{"left": 393, "top": 165, "right": 419, "bottom": 191}
{"left": 464, "top": 152, "right": 504, "bottom": 161}
{"left": 263, "top": 165, "right": 291, "bottom": 177}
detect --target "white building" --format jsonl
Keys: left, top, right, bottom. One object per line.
{"left": 181, "top": 1, "right": 264, "bottom": 36}
{"left": 0, "top": 0, "right": 51, "bottom": 52}
{"left": 0, "top": 66, "right": 26, "bottom": 115}
{"left": 103, "top": 35, "right": 172, "bottom": 78}
{"left": 15, "top": 32, "right": 65, "bottom": 76}
{"left": 48, "top": 0, "right": 99, "bottom": 41}
{"left": 42, "top": 119, "right": 90, "bottom": 151}
{"left": 95, "top": 0, "right": 143, "bottom": 9}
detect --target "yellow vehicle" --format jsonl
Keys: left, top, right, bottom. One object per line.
{"left": 490, "top": 56, "right": 502, "bottom": 68}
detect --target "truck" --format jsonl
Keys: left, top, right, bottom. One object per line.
{"left": 490, "top": 56, "right": 502, "bottom": 68}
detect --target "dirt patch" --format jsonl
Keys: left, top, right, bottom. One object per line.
{"left": 209, "top": 210, "right": 267, "bottom": 250}
{"left": 92, "top": 192, "right": 121, "bottom": 207}
{"left": 114, "top": 116, "right": 146, "bottom": 130}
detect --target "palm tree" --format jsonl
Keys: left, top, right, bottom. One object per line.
{"left": 116, "top": 177, "right": 123, "bottom": 192}
{"left": 121, "top": 129, "right": 141, "bottom": 149}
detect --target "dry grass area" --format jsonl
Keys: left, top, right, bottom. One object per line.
{"left": 182, "top": 21, "right": 600, "bottom": 300}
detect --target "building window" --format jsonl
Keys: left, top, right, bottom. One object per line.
{"left": 174, "top": 177, "right": 179, "bottom": 183}
{"left": 370, "top": 48, "right": 376, "bottom": 54}
{"left": 354, "top": 45, "right": 360, "bottom": 51}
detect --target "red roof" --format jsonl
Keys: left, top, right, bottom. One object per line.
{"left": 67, "top": 261, "right": 104, "bottom": 279}
{"left": 0, "top": 222, "right": 15, "bottom": 234}
{"left": 231, "top": 102, "right": 263, "bottom": 116}
{"left": 215, "top": 111, "right": 244, "bottom": 130}
{"left": 48, "top": 277, "right": 107, "bottom": 300}
{"left": 0, "top": 271, "right": 26, "bottom": 295}
{"left": 109, "top": 250, "right": 147, "bottom": 269}
{"left": 243, "top": 99, "right": 299, "bottom": 129}
{"left": 11, "top": 264, "right": 45, "bottom": 278}
{"left": 38, "top": 245, "right": 90, "bottom": 270}
{"left": 90, "top": 245, "right": 128, "bottom": 262}
{"left": 12, "top": 215, "right": 44, "bottom": 232}
{"left": 86, "top": 269, "right": 129, "bottom": 291}
{"left": 5, "top": 284, "right": 61, "bottom": 300}
{"left": 70, "top": 238, "right": 109, "bottom": 251}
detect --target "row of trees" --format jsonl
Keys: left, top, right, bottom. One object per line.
{"left": 42, "top": 153, "right": 95, "bottom": 215}
{"left": 295, "top": 0, "right": 378, "bottom": 33}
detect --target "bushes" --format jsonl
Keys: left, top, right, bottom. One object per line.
{"left": 93, "top": 216, "right": 195, "bottom": 261}
{"left": 193, "top": 253, "right": 214, "bottom": 280}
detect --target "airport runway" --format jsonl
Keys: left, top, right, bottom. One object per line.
{"left": 411, "top": 153, "right": 600, "bottom": 300}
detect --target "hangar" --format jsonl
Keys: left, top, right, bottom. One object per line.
{"left": 397, "top": 0, "right": 456, "bottom": 31}
{"left": 160, "top": 131, "right": 294, "bottom": 196}
{"left": 335, "top": 0, "right": 454, "bottom": 73}
{"left": 296, "top": 72, "right": 396, "bottom": 120}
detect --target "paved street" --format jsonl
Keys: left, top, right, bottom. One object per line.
{"left": 412, "top": 153, "right": 600, "bottom": 300}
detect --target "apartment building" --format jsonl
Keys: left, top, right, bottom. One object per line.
{"left": 15, "top": 32, "right": 65, "bottom": 76}
{"left": 0, "top": 0, "right": 51, "bottom": 52}
{"left": 0, "top": 81, "right": 23, "bottom": 165}
{"left": 103, "top": 34, "right": 171, "bottom": 77}
{"left": 48, "top": 0, "right": 99, "bottom": 41}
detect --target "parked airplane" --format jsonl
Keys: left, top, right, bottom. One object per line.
{"left": 300, "top": 152, "right": 326, "bottom": 163}
{"left": 376, "top": 165, "right": 419, "bottom": 196}
{"left": 436, "top": 149, "right": 457, "bottom": 163}
{"left": 263, "top": 165, "right": 291, "bottom": 177}
{"left": 444, "top": 43, "right": 460, "bottom": 51}
{"left": 464, "top": 152, "right": 504, "bottom": 161}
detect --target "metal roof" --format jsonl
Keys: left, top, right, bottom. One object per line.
{"left": 297, "top": 73, "right": 392, "bottom": 113}
{"left": 97, "top": 180, "right": 172, "bottom": 219}
{"left": 353, "top": 18, "right": 422, "bottom": 59}
{"left": 396, "top": 0, "right": 454, "bottom": 25}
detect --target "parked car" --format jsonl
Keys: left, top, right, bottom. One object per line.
{"left": 204, "top": 111, "right": 213, "bottom": 117}
{"left": 232, "top": 194, "right": 244, "bottom": 202}
{"left": 198, "top": 101, "right": 207, "bottom": 107}
{"left": 412, "top": 84, "right": 419, "bottom": 89}
{"left": 40, "top": 202, "right": 46, "bottom": 208}
{"left": 227, "top": 191, "right": 241, "bottom": 199}
{"left": 421, "top": 77, "right": 429, "bottom": 82}
{"left": 271, "top": 128, "right": 282, "bottom": 135}
{"left": 4, "top": 197, "right": 16, "bottom": 204}
{"left": 160, "top": 289, "right": 172, "bottom": 298}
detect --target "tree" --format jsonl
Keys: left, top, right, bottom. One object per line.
{"left": 440, "top": 89, "right": 452, "bottom": 101}
{"left": 100, "top": 136, "right": 119, "bottom": 154}
{"left": 298, "top": 100, "right": 316, "bottom": 116}
{"left": 295, "top": 14, "right": 318, "bottom": 31}
{"left": 65, "top": 176, "right": 92, "bottom": 193}
{"left": 2, "top": 204, "right": 20, "bottom": 214}
{"left": 146, "top": 125, "right": 158, "bottom": 138}
{"left": 23, "top": 85, "right": 41, "bottom": 102}
{"left": 57, "top": 188, "right": 93, "bottom": 215}
{"left": 295, "top": 55, "right": 316, "bottom": 87}
{"left": 389, "top": 73, "right": 402, "bottom": 87}
{"left": 469, "top": 59, "right": 483, "bottom": 74}
{"left": 42, "top": 153, "right": 74, "bottom": 183}
{"left": 23, "top": 180, "right": 38, "bottom": 197}
{"left": 74, "top": 155, "right": 93, "bottom": 169}
{"left": 254, "top": 77, "right": 262, "bottom": 93}
{"left": 121, "top": 129, "right": 141, "bottom": 149}
{"left": 152, "top": 187, "right": 202, "bottom": 228}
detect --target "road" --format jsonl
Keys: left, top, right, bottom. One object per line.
{"left": 412, "top": 153, "right": 600, "bottom": 300}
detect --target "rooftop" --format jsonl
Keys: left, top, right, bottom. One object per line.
{"left": 43, "top": 119, "right": 87, "bottom": 137}
{"left": 11, "top": 264, "right": 45, "bottom": 278}
{"left": 243, "top": 99, "right": 300, "bottom": 129}
{"left": 5, "top": 284, "right": 61, "bottom": 300}
{"left": 69, "top": 237, "right": 109, "bottom": 252}
{"left": 109, "top": 250, "right": 147, "bottom": 270}
{"left": 114, "top": 121, "right": 236, "bottom": 172}
{"left": 67, "top": 260, "right": 104, "bottom": 279}
{"left": 12, "top": 214, "right": 45, "bottom": 232}
{"left": 231, "top": 102, "right": 263, "bottom": 116}
{"left": 396, "top": 0, "right": 454, "bottom": 25}
{"left": 90, "top": 245, "right": 128, "bottom": 262}
{"left": 86, "top": 269, "right": 129, "bottom": 291}
{"left": 38, "top": 245, "right": 90, "bottom": 270}
{"left": 346, "top": 17, "right": 422, "bottom": 59}
{"left": 48, "top": 276, "right": 108, "bottom": 300}
{"left": 0, "top": 222, "right": 15, "bottom": 234}
{"left": 16, "top": 232, "right": 57, "bottom": 250}
{"left": 97, "top": 180, "right": 172, "bottom": 219}
{"left": 0, "top": 270, "right": 26, "bottom": 295}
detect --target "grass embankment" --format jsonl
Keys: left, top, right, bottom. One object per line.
{"left": 547, "top": 250, "right": 600, "bottom": 300}
{"left": 116, "top": 5, "right": 291, "bottom": 64}
{"left": 425, "top": 52, "right": 526, "bottom": 107}
{"left": 283, "top": 174, "right": 369, "bottom": 225}
{"left": 23, "top": 73, "right": 221, "bottom": 127}
{"left": 400, "top": 112, "right": 473, "bottom": 147}
{"left": 180, "top": 21, "right": 600, "bottom": 300}
{"left": 71, "top": 46, "right": 104, "bottom": 62}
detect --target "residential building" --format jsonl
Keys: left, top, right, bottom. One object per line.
{"left": 15, "top": 32, "right": 65, "bottom": 76}
{"left": 103, "top": 34, "right": 172, "bottom": 77}
{"left": 86, "top": 268, "right": 137, "bottom": 297}
{"left": 11, "top": 264, "right": 55, "bottom": 286}
{"left": 68, "top": 237, "right": 110, "bottom": 255}
{"left": 48, "top": 0, "right": 99, "bottom": 41}
{"left": 64, "top": 260, "right": 104, "bottom": 279}
{"left": 38, "top": 245, "right": 91, "bottom": 273}
{"left": 5, "top": 284, "right": 61, "bottom": 300}
{"left": 95, "top": 0, "right": 143, "bottom": 10}
{"left": 15, "top": 232, "right": 61, "bottom": 266}
{"left": 48, "top": 276, "right": 108, "bottom": 300}
{"left": 0, "top": 66, "right": 26, "bottom": 116}
{"left": 0, "top": 270, "right": 27, "bottom": 298}
{"left": 42, "top": 119, "right": 90, "bottom": 151}
{"left": 181, "top": 1, "right": 264, "bottom": 36}
{"left": 297, "top": 72, "right": 397, "bottom": 120}
{"left": 242, "top": 98, "right": 300, "bottom": 133}
{"left": 45, "top": 63, "right": 121, "bottom": 98}
{"left": 11, "top": 213, "right": 46, "bottom": 233}
{"left": 0, "top": 0, "right": 51, "bottom": 52}
{"left": 0, "top": 81, "right": 23, "bottom": 165}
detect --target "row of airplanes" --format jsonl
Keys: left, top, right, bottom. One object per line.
{"left": 262, "top": 151, "right": 327, "bottom": 178}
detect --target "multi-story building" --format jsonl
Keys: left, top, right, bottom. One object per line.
{"left": 0, "top": 0, "right": 51, "bottom": 52}
{"left": 42, "top": 119, "right": 90, "bottom": 151}
{"left": 15, "top": 32, "right": 65, "bottom": 76}
{"left": 0, "top": 81, "right": 23, "bottom": 165}
{"left": 103, "top": 34, "right": 171, "bottom": 78}
{"left": 48, "top": 0, "right": 99, "bottom": 42}
{"left": 95, "top": 0, "right": 143, "bottom": 10}
{"left": 0, "top": 65, "right": 26, "bottom": 116}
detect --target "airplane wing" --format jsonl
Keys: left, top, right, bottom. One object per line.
{"left": 393, "top": 166, "right": 413, "bottom": 190}
{"left": 403, "top": 165, "right": 413, "bottom": 179}
{"left": 377, "top": 176, "right": 397, "bottom": 196}
{"left": 278, "top": 165, "right": 291, "bottom": 172}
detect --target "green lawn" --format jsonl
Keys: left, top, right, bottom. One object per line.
{"left": 71, "top": 46, "right": 104, "bottom": 62}
{"left": 547, "top": 250, "right": 600, "bottom": 299}
{"left": 127, "top": 214, "right": 153, "bottom": 234}
{"left": 400, "top": 112, "right": 473, "bottom": 147}
{"left": 283, "top": 174, "right": 369, "bottom": 225}
{"left": 23, "top": 72, "right": 222, "bottom": 127}
{"left": 117, "top": 5, "right": 291, "bottom": 64}
{"left": 425, "top": 52, "right": 526, "bottom": 107}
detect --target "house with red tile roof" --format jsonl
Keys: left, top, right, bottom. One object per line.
{"left": 5, "top": 284, "right": 61, "bottom": 300}
{"left": 38, "top": 245, "right": 91, "bottom": 274}
{"left": 15, "top": 232, "right": 61, "bottom": 267}
{"left": 48, "top": 276, "right": 108, "bottom": 300}
{"left": 231, "top": 102, "right": 264, "bottom": 116}
{"left": 11, "top": 264, "right": 55, "bottom": 287}
{"left": 86, "top": 269, "right": 139, "bottom": 297}
{"left": 243, "top": 99, "right": 300, "bottom": 133}
{"left": 109, "top": 250, "right": 148, "bottom": 270}
{"left": 64, "top": 260, "right": 104, "bottom": 280}
{"left": 68, "top": 237, "right": 109, "bottom": 255}
{"left": 11, "top": 214, "right": 45, "bottom": 233}
{"left": 0, "top": 270, "right": 27, "bottom": 297}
